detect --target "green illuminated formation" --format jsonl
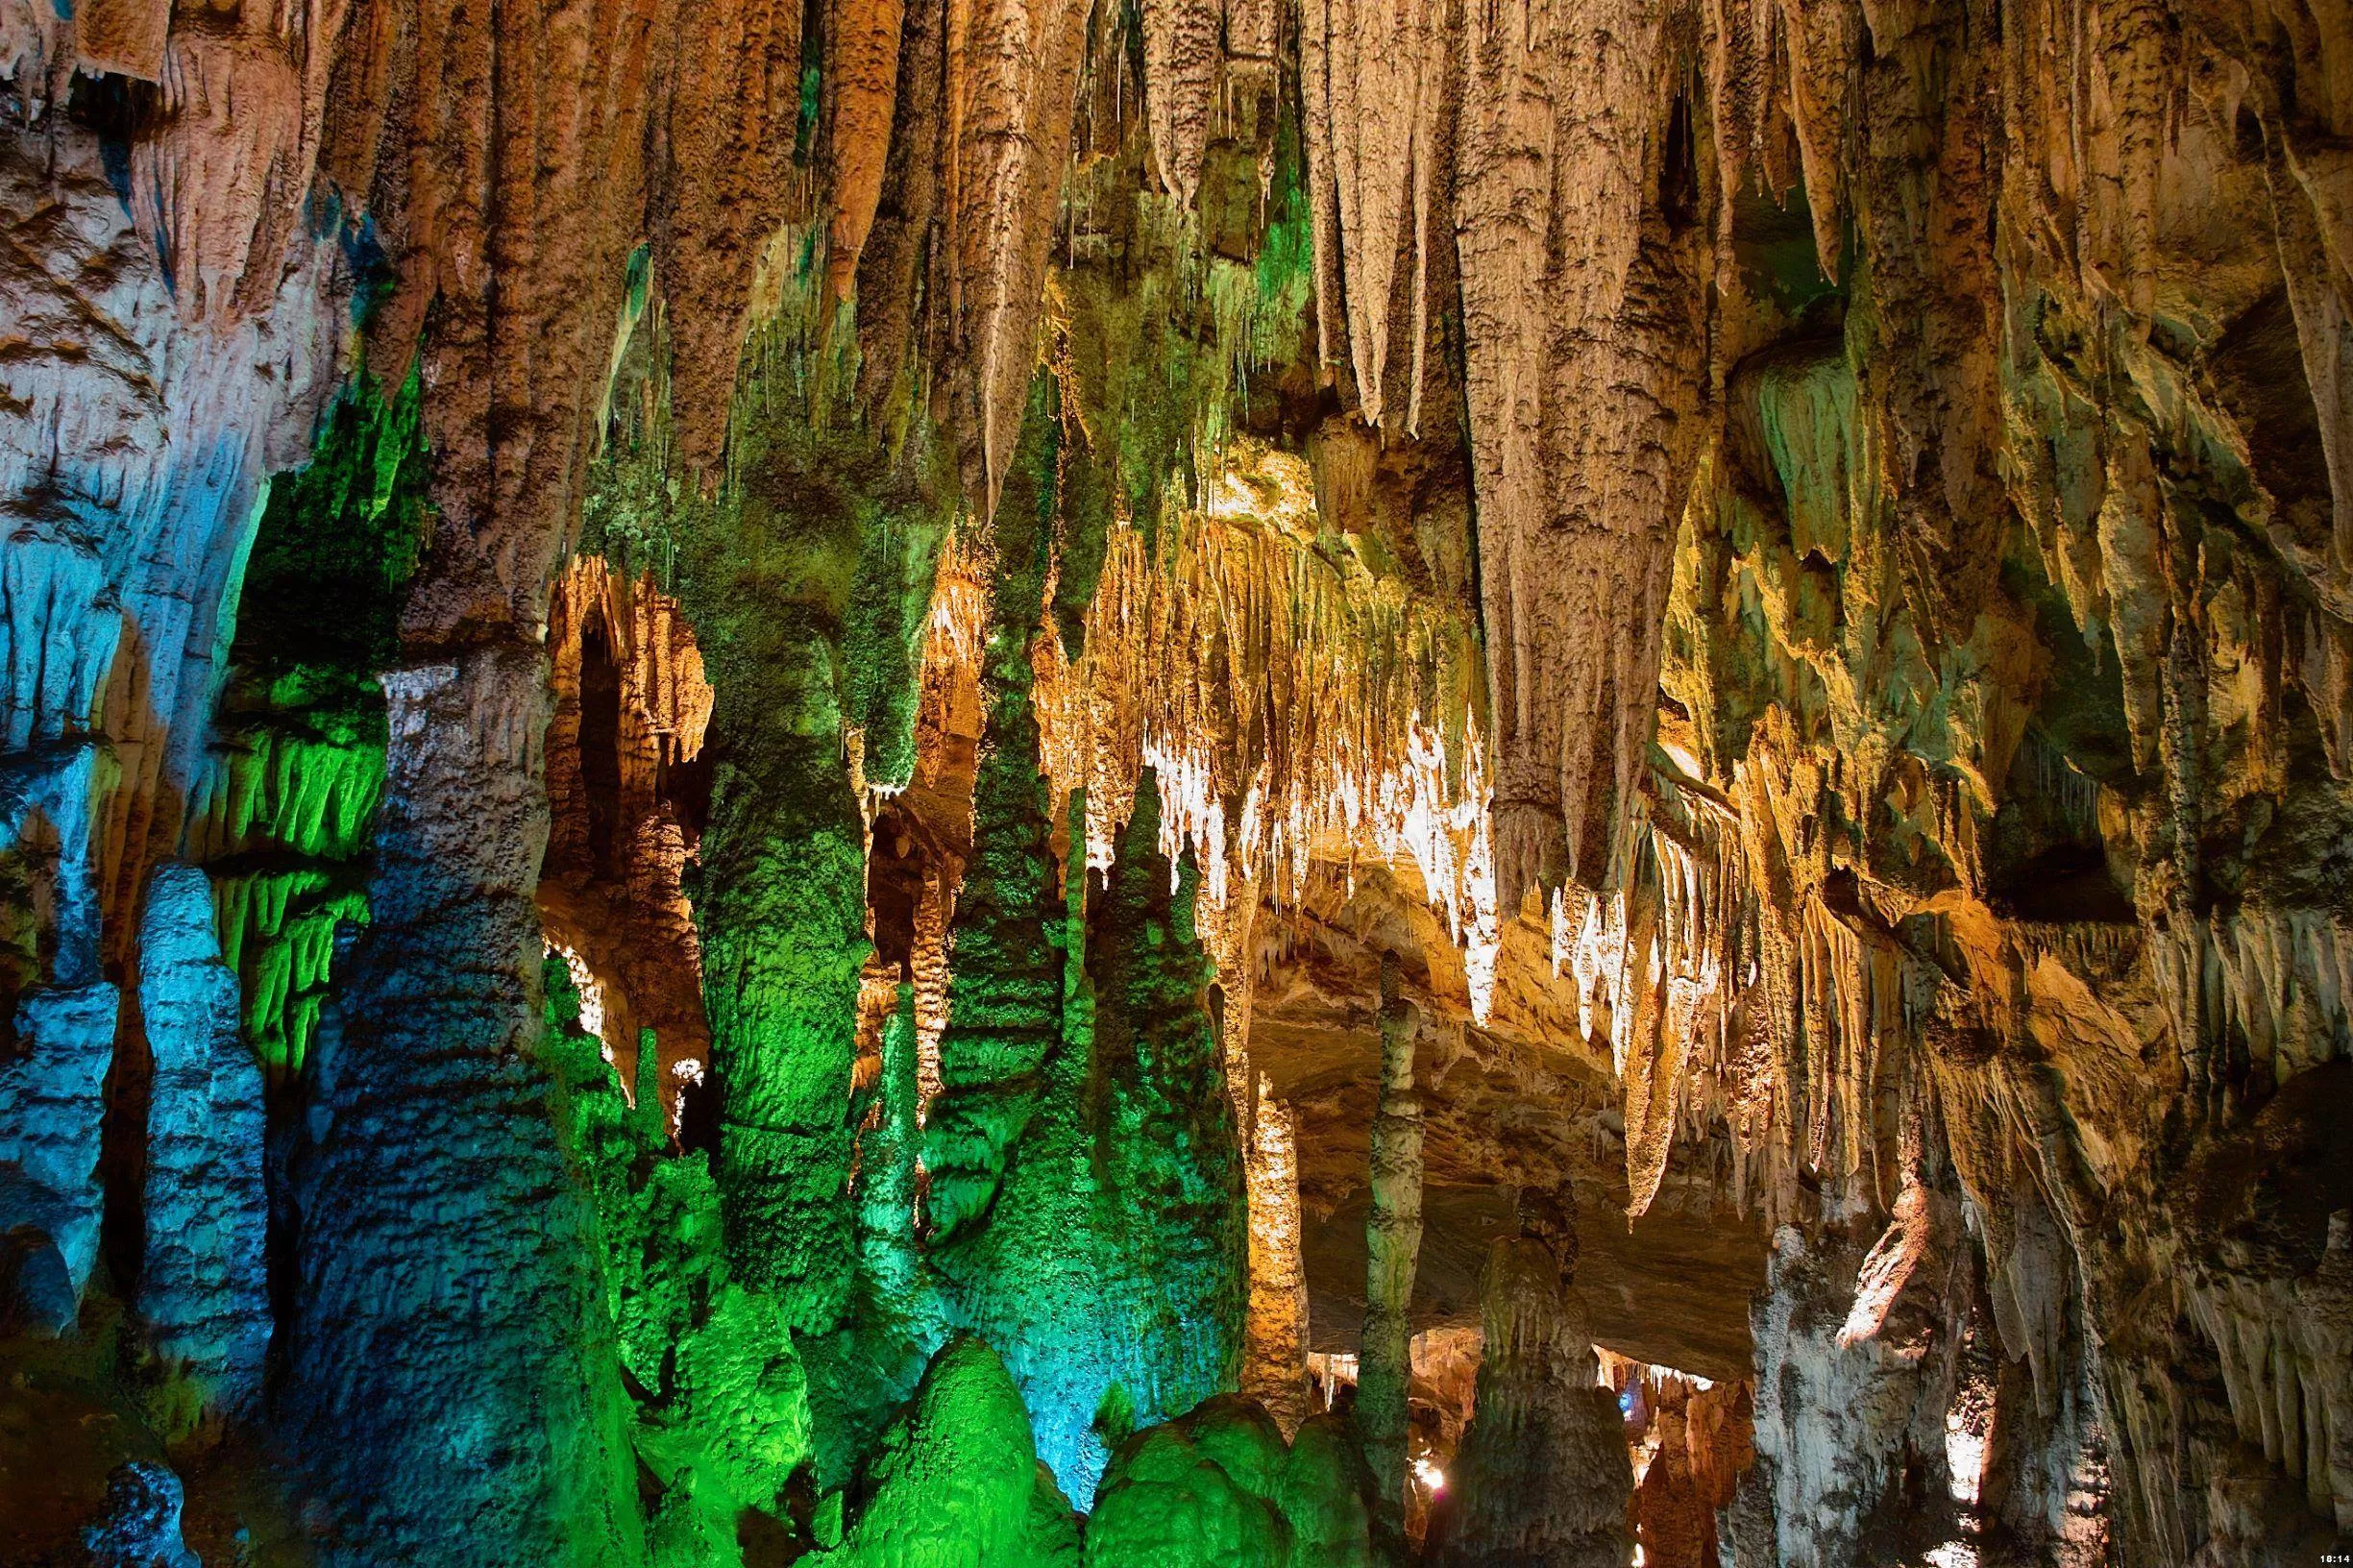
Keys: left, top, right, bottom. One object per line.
{"left": 922, "top": 374, "right": 1122, "bottom": 1496}
{"left": 906, "top": 372, "right": 1247, "bottom": 1504}
{"left": 853, "top": 983, "right": 928, "bottom": 1317}
{"left": 21, "top": 0, "right": 2353, "bottom": 1550}
{"left": 1086, "top": 1397, "right": 1379, "bottom": 1567}
{"left": 924, "top": 374, "right": 1067, "bottom": 1242}
{"left": 1082, "top": 773, "right": 1247, "bottom": 1474}
{"left": 829, "top": 1337, "right": 1082, "bottom": 1568}
{"left": 583, "top": 240, "right": 958, "bottom": 1340}
{"left": 544, "top": 955, "right": 815, "bottom": 1565}
{"left": 190, "top": 365, "right": 429, "bottom": 1075}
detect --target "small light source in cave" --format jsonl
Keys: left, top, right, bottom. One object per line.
{"left": 1947, "top": 1417, "right": 1986, "bottom": 1506}
{"left": 1412, "top": 1457, "right": 1445, "bottom": 1493}
{"left": 1946, "top": 1401, "right": 1987, "bottom": 1507}
{"left": 670, "top": 1059, "right": 705, "bottom": 1137}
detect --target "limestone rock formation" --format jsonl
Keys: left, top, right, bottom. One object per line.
{"left": 82, "top": 1462, "right": 201, "bottom": 1568}
{"left": 0, "top": 981, "right": 115, "bottom": 1333}
{"left": 1430, "top": 1199, "right": 1635, "bottom": 1568}
{"left": 1086, "top": 1395, "right": 1380, "bottom": 1565}
{"left": 9, "top": 0, "right": 2353, "bottom": 1557}
{"left": 134, "top": 862, "right": 268, "bottom": 1416}
{"left": 1359, "top": 955, "right": 1425, "bottom": 1540}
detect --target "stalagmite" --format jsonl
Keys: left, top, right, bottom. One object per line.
{"left": 134, "top": 863, "right": 268, "bottom": 1418}
{"left": 282, "top": 650, "right": 643, "bottom": 1567}
{"left": 1431, "top": 1187, "right": 1633, "bottom": 1567}
{"left": 1359, "top": 951, "right": 1424, "bottom": 1539}
{"left": 1241, "top": 1079, "right": 1312, "bottom": 1436}
{"left": 857, "top": 983, "right": 925, "bottom": 1309}
{"left": 1730, "top": 1188, "right": 1972, "bottom": 1568}
{"left": 17, "top": 0, "right": 2353, "bottom": 1552}
{"left": 0, "top": 981, "right": 115, "bottom": 1335}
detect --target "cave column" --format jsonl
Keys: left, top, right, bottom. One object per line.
{"left": 1360, "top": 951, "right": 1424, "bottom": 1538}
{"left": 283, "top": 645, "right": 643, "bottom": 1566}
{"left": 1213, "top": 870, "right": 1312, "bottom": 1434}
{"left": 856, "top": 981, "right": 923, "bottom": 1309}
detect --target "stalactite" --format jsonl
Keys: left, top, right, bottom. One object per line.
{"left": 911, "top": 869, "right": 953, "bottom": 1113}
{"left": 1455, "top": 0, "right": 1709, "bottom": 910}
{"left": 1029, "top": 442, "right": 1498, "bottom": 1016}
{"left": 1296, "top": 0, "right": 1446, "bottom": 429}
{"left": 824, "top": 0, "right": 910, "bottom": 303}
{"left": 1359, "top": 951, "right": 1423, "bottom": 1540}
{"left": 1138, "top": 0, "right": 1220, "bottom": 208}
{"left": 944, "top": 0, "right": 1094, "bottom": 516}
{"left": 16, "top": 0, "right": 2353, "bottom": 1549}
{"left": 188, "top": 366, "right": 428, "bottom": 1078}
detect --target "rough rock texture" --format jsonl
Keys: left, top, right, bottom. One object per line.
{"left": 832, "top": 1336, "right": 1084, "bottom": 1567}
{"left": 1358, "top": 955, "right": 1424, "bottom": 1539}
{"left": 14, "top": 0, "right": 2353, "bottom": 1552}
{"left": 542, "top": 952, "right": 816, "bottom": 1561}
{"left": 1083, "top": 773, "right": 1250, "bottom": 1482}
{"left": 281, "top": 649, "right": 644, "bottom": 1567}
{"left": 1085, "top": 1395, "right": 1380, "bottom": 1566}
{"left": 0, "top": 980, "right": 116, "bottom": 1332}
{"left": 1631, "top": 1375, "right": 1752, "bottom": 1568}
{"left": 133, "top": 861, "right": 267, "bottom": 1417}
{"left": 1726, "top": 1194, "right": 1973, "bottom": 1568}
{"left": 82, "top": 1461, "right": 201, "bottom": 1568}
{"left": 543, "top": 553, "right": 713, "bottom": 1109}
{"left": 188, "top": 369, "right": 427, "bottom": 1078}
{"left": 1240, "top": 1083, "right": 1314, "bottom": 1436}
{"left": 1430, "top": 1209, "right": 1636, "bottom": 1568}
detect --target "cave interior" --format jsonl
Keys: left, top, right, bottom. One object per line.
{"left": 3, "top": 0, "right": 2353, "bottom": 1561}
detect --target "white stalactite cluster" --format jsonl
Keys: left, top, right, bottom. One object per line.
{"left": 1026, "top": 441, "right": 1502, "bottom": 1017}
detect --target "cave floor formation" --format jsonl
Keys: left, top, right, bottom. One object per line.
{"left": 5, "top": 0, "right": 2353, "bottom": 1561}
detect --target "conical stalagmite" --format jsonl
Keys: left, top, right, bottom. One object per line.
{"left": 1432, "top": 1188, "right": 1633, "bottom": 1568}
